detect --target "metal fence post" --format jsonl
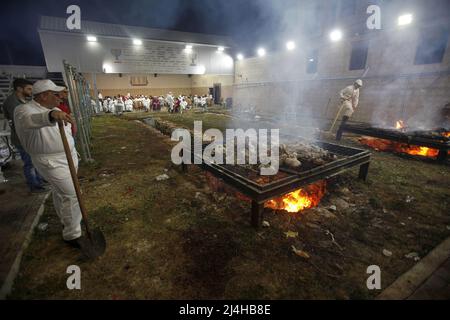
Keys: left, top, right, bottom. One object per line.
{"left": 62, "top": 60, "right": 93, "bottom": 163}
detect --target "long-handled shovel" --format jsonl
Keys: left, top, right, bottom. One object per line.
{"left": 329, "top": 103, "right": 345, "bottom": 133}
{"left": 58, "top": 121, "right": 106, "bottom": 259}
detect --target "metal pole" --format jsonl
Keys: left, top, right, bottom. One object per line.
{"left": 62, "top": 60, "right": 94, "bottom": 163}
{"left": 92, "top": 73, "right": 101, "bottom": 115}
{"left": 77, "top": 76, "right": 91, "bottom": 142}
{"left": 76, "top": 75, "right": 92, "bottom": 158}
{"left": 64, "top": 63, "right": 85, "bottom": 160}
{"left": 65, "top": 62, "right": 91, "bottom": 162}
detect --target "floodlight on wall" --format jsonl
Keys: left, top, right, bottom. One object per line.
{"left": 329, "top": 29, "right": 343, "bottom": 42}
{"left": 223, "top": 55, "right": 234, "bottom": 68}
{"left": 218, "top": 46, "right": 225, "bottom": 52}
{"left": 197, "top": 65, "right": 206, "bottom": 74}
{"left": 237, "top": 53, "right": 244, "bottom": 61}
{"left": 286, "top": 41, "right": 296, "bottom": 51}
{"left": 398, "top": 13, "right": 413, "bottom": 26}
{"left": 87, "top": 36, "right": 97, "bottom": 42}
{"left": 185, "top": 45, "right": 193, "bottom": 53}
{"left": 133, "top": 39, "right": 143, "bottom": 45}
{"left": 257, "top": 48, "right": 266, "bottom": 57}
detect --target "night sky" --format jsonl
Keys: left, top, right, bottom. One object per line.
{"left": 0, "top": 0, "right": 290, "bottom": 66}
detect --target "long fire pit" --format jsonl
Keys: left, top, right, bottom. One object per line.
{"left": 181, "top": 141, "right": 371, "bottom": 228}
{"left": 338, "top": 123, "right": 450, "bottom": 162}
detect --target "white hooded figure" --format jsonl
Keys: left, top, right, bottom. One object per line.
{"left": 180, "top": 99, "right": 187, "bottom": 110}
{"left": 193, "top": 95, "right": 199, "bottom": 108}
{"left": 336, "top": 79, "right": 363, "bottom": 140}
{"left": 108, "top": 98, "right": 115, "bottom": 113}
{"left": 143, "top": 96, "right": 151, "bottom": 111}
{"left": 115, "top": 97, "right": 124, "bottom": 115}
{"left": 158, "top": 96, "right": 165, "bottom": 109}
{"left": 180, "top": 98, "right": 188, "bottom": 114}
{"left": 166, "top": 93, "right": 174, "bottom": 112}
{"left": 91, "top": 99, "right": 99, "bottom": 114}
{"left": 125, "top": 98, "right": 133, "bottom": 112}
{"left": 339, "top": 79, "right": 362, "bottom": 118}
{"left": 200, "top": 96, "right": 207, "bottom": 108}
{"left": 103, "top": 99, "right": 109, "bottom": 112}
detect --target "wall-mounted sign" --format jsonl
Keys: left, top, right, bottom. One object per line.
{"left": 39, "top": 31, "right": 234, "bottom": 75}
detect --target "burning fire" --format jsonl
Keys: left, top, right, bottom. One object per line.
{"left": 358, "top": 120, "right": 447, "bottom": 158}
{"left": 205, "top": 172, "right": 327, "bottom": 213}
{"left": 265, "top": 181, "right": 326, "bottom": 213}
{"left": 359, "top": 137, "right": 440, "bottom": 158}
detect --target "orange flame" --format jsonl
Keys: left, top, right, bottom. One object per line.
{"left": 444, "top": 132, "right": 450, "bottom": 138}
{"left": 359, "top": 137, "right": 440, "bottom": 158}
{"left": 265, "top": 181, "right": 326, "bottom": 213}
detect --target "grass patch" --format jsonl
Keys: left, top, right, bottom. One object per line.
{"left": 8, "top": 113, "right": 450, "bottom": 300}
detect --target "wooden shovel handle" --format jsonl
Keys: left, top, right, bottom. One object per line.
{"left": 57, "top": 121, "right": 92, "bottom": 238}
{"left": 329, "top": 104, "right": 345, "bottom": 133}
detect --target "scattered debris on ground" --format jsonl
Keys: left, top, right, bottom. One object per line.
{"left": 9, "top": 114, "right": 450, "bottom": 300}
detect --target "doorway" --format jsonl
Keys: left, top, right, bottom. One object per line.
{"left": 213, "top": 83, "right": 221, "bottom": 105}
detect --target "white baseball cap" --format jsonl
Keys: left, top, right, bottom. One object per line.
{"left": 32, "top": 79, "right": 65, "bottom": 95}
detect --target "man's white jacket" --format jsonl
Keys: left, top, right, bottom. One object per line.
{"left": 339, "top": 85, "right": 360, "bottom": 118}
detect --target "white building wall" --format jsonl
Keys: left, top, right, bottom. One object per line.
{"left": 233, "top": 16, "right": 450, "bottom": 129}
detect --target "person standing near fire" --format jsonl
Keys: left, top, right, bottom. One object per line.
{"left": 166, "top": 92, "right": 174, "bottom": 113}
{"left": 2, "top": 78, "right": 47, "bottom": 193}
{"left": 336, "top": 79, "right": 363, "bottom": 140}
{"left": 14, "top": 79, "right": 82, "bottom": 247}
{"left": 57, "top": 88, "right": 77, "bottom": 137}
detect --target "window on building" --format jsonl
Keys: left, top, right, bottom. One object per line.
{"left": 306, "top": 49, "right": 319, "bottom": 74}
{"left": 414, "top": 27, "right": 449, "bottom": 65}
{"left": 304, "top": 4, "right": 322, "bottom": 37}
{"left": 329, "top": 0, "right": 338, "bottom": 26}
{"left": 349, "top": 41, "right": 369, "bottom": 70}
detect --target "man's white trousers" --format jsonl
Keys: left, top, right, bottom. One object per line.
{"left": 32, "top": 151, "right": 82, "bottom": 241}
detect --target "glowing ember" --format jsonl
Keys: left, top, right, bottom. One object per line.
{"left": 443, "top": 132, "right": 450, "bottom": 138}
{"left": 404, "top": 146, "right": 439, "bottom": 157}
{"left": 265, "top": 181, "right": 326, "bottom": 213}
{"left": 359, "top": 137, "right": 440, "bottom": 158}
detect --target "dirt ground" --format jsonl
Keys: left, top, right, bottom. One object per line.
{"left": 8, "top": 112, "right": 450, "bottom": 299}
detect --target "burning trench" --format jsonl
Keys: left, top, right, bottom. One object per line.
{"left": 343, "top": 120, "right": 450, "bottom": 161}
{"left": 263, "top": 143, "right": 332, "bottom": 213}
{"left": 359, "top": 137, "right": 442, "bottom": 158}
{"left": 207, "top": 171, "right": 327, "bottom": 214}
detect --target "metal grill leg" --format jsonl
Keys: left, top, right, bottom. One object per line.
{"left": 180, "top": 149, "right": 187, "bottom": 172}
{"left": 336, "top": 116, "right": 349, "bottom": 141}
{"left": 358, "top": 162, "right": 370, "bottom": 181}
{"left": 437, "top": 150, "right": 447, "bottom": 162}
{"left": 251, "top": 201, "right": 264, "bottom": 229}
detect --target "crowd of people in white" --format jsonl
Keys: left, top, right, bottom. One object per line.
{"left": 96, "top": 92, "right": 214, "bottom": 115}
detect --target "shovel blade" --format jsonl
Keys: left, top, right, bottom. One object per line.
{"left": 79, "top": 228, "right": 106, "bottom": 260}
